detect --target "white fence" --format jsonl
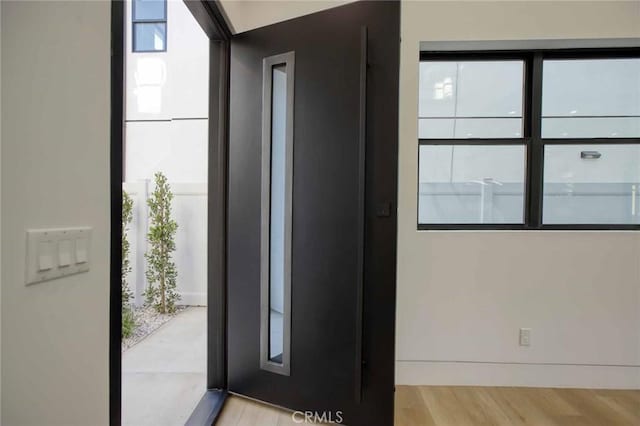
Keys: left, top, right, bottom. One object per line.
{"left": 123, "top": 181, "right": 207, "bottom": 307}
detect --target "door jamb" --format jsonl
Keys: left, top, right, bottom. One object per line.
{"left": 109, "top": 1, "right": 232, "bottom": 424}
{"left": 203, "top": 3, "right": 231, "bottom": 391}
{"left": 109, "top": 1, "right": 124, "bottom": 424}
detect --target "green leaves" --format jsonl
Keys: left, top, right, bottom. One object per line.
{"left": 144, "top": 172, "right": 180, "bottom": 314}
{"left": 122, "top": 306, "right": 136, "bottom": 339}
{"left": 122, "top": 193, "right": 134, "bottom": 304}
{"left": 122, "top": 190, "right": 135, "bottom": 337}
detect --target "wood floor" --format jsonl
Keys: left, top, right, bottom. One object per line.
{"left": 395, "top": 386, "right": 640, "bottom": 426}
{"left": 216, "top": 386, "right": 640, "bottom": 426}
{"left": 216, "top": 395, "right": 305, "bottom": 426}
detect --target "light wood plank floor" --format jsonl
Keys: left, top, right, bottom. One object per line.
{"left": 396, "top": 386, "right": 640, "bottom": 426}
{"left": 216, "top": 395, "right": 309, "bottom": 426}
{"left": 216, "top": 386, "right": 640, "bottom": 426}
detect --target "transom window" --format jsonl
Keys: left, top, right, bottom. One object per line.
{"left": 132, "top": 0, "right": 167, "bottom": 52}
{"left": 418, "top": 50, "right": 640, "bottom": 229}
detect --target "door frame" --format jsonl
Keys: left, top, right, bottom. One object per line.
{"left": 110, "top": 1, "right": 399, "bottom": 425}
{"left": 109, "top": 1, "right": 232, "bottom": 424}
{"left": 109, "top": 1, "right": 124, "bottom": 424}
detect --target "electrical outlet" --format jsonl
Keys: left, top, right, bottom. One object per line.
{"left": 519, "top": 328, "right": 531, "bottom": 346}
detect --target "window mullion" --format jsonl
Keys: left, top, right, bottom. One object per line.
{"left": 526, "top": 52, "right": 544, "bottom": 228}
{"left": 133, "top": 19, "right": 167, "bottom": 24}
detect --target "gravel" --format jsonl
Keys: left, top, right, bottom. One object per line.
{"left": 122, "top": 305, "right": 186, "bottom": 351}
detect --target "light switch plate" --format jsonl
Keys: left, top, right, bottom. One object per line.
{"left": 26, "top": 227, "right": 92, "bottom": 285}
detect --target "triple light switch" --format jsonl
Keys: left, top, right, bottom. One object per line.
{"left": 26, "top": 227, "right": 92, "bottom": 285}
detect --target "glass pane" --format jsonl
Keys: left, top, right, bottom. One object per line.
{"left": 418, "top": 145, "right": 526, "bottom": 224}
{"left": 542, "top": 59, "right": 640, "bottom": 138}
{"left": 543, "top": 117, "right": 640, "bottom": 138}
{"left": 133, "top": 23, "right": 166, "bottom": 52}
{"left": 269, "top": 64, "right": 287, "bottom": 363}
{"left": 419, "top": 118, "right": 522, "bottom": 139}
{"left": 419, "top": 61, "right": 524, "bottom": 138}
{"left": 133, "top": 0, "right": 166, "bottom": 20}
{"left": 543, "top": 144, "right": 640, "bottom": 224}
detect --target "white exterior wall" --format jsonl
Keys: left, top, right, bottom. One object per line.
{"left": 1, "top": 1, "right": 110, "bottom": 424}
{"left": 125, "top": 120, "right": 208, "bottom": 183}
{"left": 124, "top": 181, "right": 207, "bottom": 307}
{"left": 397, "top": 1, "right": 640, "bottom": 388}
{"left": 125, "top": 0, "right": 208, "bottom": 183}
{"left": 124, "top": 0, "right": 208, "bottom": 305}
{"left": 126, "top": 0, "right": 208, "bottom": 121}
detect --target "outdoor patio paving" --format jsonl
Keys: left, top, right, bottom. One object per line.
{"left": 122, "top": 306, "right": 206, "bottom": 426}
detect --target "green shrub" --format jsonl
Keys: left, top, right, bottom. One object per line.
{"left": 144, "top": 172, "right": 180, "bottom": 314}
{"left": 122, "top": 307, "right": 135, "bottom": 339}
{"left": 122, "top": 190, "right": 134, "bottom": 307}
{"left": 122, "top": 190, "right": 135, "bottom": 338}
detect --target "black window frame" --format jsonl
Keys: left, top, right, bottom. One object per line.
{"left": 132, "top": 0, "right": 168, "bottom": 53}
{"left": 418, "top": 47, "right": 640, "bottom": 231}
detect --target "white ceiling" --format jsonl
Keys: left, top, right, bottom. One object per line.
{"left": 218, "top": 0, "right": 355, "bottom": 34}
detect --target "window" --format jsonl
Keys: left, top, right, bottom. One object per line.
{"left": 132, "top": 0, "right": 167, "bottom": 52}
{"left": 418, "top": 51, "right": 640, "bottom": 229}
{"left": 260, "top": 52, "right": 295, "bottom": 376}
{"left": 543, "top": 145, "right": 640, "bottom": 224}
{"left": 419, "top": 60, "right": 524, "bottom": 139}
{"left": 419, "top": 145, "right": 526, "bottom": 224}
{"left": 542, "top": 59, "right": 640, "bottom": 138}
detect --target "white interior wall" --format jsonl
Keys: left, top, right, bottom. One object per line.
{"left": 397, "top": 0, "right": 640, "bottom": 389}
{"left": 1, "top": 1, "right": 110, "bottom": 425}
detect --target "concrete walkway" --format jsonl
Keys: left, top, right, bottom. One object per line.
{"left": 123, "top": 307, "right": 206, "bottom": 426}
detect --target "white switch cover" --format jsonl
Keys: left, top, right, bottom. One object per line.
{"left": 58, "top": 239, "right": 72, "bottom": 267}
{"left": 75, "top": 238, "right": 88, "bottom": 264}
{"left": 519, "top": 328, "right": 531, "bottom": 347}
{"left": 26, "top": 227, "right": 92, "bottom": 285}
{"left": 38, "top": 241, "right": 55, "bottom": 271}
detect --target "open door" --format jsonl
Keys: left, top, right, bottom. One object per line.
{"left": 227, "top": 2, "right": 399, "bottom": 425}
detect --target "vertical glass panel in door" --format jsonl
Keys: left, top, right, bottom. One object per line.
{"left": 269, "top": 64, "right": 287, "bottom": 363}
{"left": 260, "top": 52, "right": 293, "bottom": 376}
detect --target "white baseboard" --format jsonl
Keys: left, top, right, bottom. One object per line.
{"left": 177, "top": 292, "right": 207, "bottom": 307}
{"left": 396, "top": 360, "right": 640, "bottom": 389}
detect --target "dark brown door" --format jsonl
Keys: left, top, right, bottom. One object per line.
{"left": 227, "top": 2, "right": 399, "bottom": 425}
